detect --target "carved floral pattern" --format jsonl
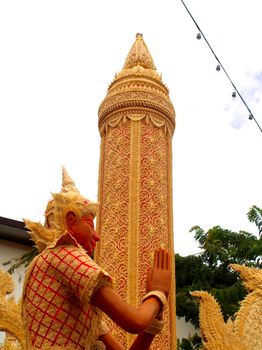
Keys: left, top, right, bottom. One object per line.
{"left": 96, "top": 115, "right": 175, "bottom": 349}
{"left": 96, "top": 122, "right": 131, "bottom": 347}
{"left": 137, "top": 121, "right": 172, "bottom": 349}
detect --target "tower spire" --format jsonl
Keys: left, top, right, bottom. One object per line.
{"left": 123, "top": 33, "right": 156, "bottom": 70}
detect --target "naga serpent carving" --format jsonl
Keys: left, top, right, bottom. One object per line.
{"left": 191, "top": 264, "right": 262, "bottom": 350}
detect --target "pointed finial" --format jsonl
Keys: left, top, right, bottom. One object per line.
{"left": 61, "top": 166, "right": 79, "bottom": 194}
{"left": 123, "top": 34, "right": 156, "bottom": 70}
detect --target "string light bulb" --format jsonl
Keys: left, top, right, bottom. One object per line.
{"left": 216, "top": 64, "right": 221, "bottom": 71}
{"left": 180, "top": 0, "right": 262, "bottom": 134}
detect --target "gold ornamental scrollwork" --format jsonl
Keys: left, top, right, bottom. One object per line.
{"left": 97, "top": 34, "right": 177, "bottom": 349}
{"left": 99, "top": 90, "right": 175, "bottom": 131}
{"left": 99, "top": 113, "right": 174, "bottom": 137}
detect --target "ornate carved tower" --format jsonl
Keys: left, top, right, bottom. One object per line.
{"left": 96, "top": 34, "right": 176, "bottom": 349}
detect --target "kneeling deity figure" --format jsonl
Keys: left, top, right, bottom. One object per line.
{"left": 21, "top": 167, "right": 171, "bottom": 350}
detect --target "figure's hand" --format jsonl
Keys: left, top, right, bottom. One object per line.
{"left": 146, "top": 248, "right": 171, "bottom": 298}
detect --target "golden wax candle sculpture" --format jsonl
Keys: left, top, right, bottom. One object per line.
{"left": 96, "top": 34, "right": 176, "bottom": 349}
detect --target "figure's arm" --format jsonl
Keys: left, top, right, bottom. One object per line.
{"left": 92, "top": 285, "right": 162, "bottom": 333}
{"left": 91, "top": 248, "right": 171, "bottom": 349}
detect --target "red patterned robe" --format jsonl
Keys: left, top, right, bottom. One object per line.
{"left": 22, "top": 237, "right": 112, "bottom": 350}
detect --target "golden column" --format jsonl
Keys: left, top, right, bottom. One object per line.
{"left": 96, "top": 34, "right": 176, "bottom": 349}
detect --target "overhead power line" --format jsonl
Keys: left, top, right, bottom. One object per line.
{"left": 180, "top": 0, "right": 262, "bottom": 134}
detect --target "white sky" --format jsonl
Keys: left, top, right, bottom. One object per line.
{"left": 0, "top": 0, "right": 261, "bottom": 256}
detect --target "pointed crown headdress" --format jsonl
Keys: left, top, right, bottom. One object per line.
{"left": 24, "top": 167, "right": 97, "bottom": 252}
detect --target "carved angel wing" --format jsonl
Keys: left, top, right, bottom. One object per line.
{"left": 23, "top": 219, "right": 56, "bottom": 252}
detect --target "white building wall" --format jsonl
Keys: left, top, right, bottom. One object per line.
{"left": 176, "top": 317, "right": 199, "bottom": 340}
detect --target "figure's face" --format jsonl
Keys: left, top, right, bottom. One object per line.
{"left": 69, "top": 213, "right": 100, "bottom": 255}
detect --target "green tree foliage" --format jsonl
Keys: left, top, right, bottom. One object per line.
{"left": 247, "top": 205, "right": 262, "bottom": 237}
{"left": 176, "top": 205, "right": 262, "bottom": 330}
